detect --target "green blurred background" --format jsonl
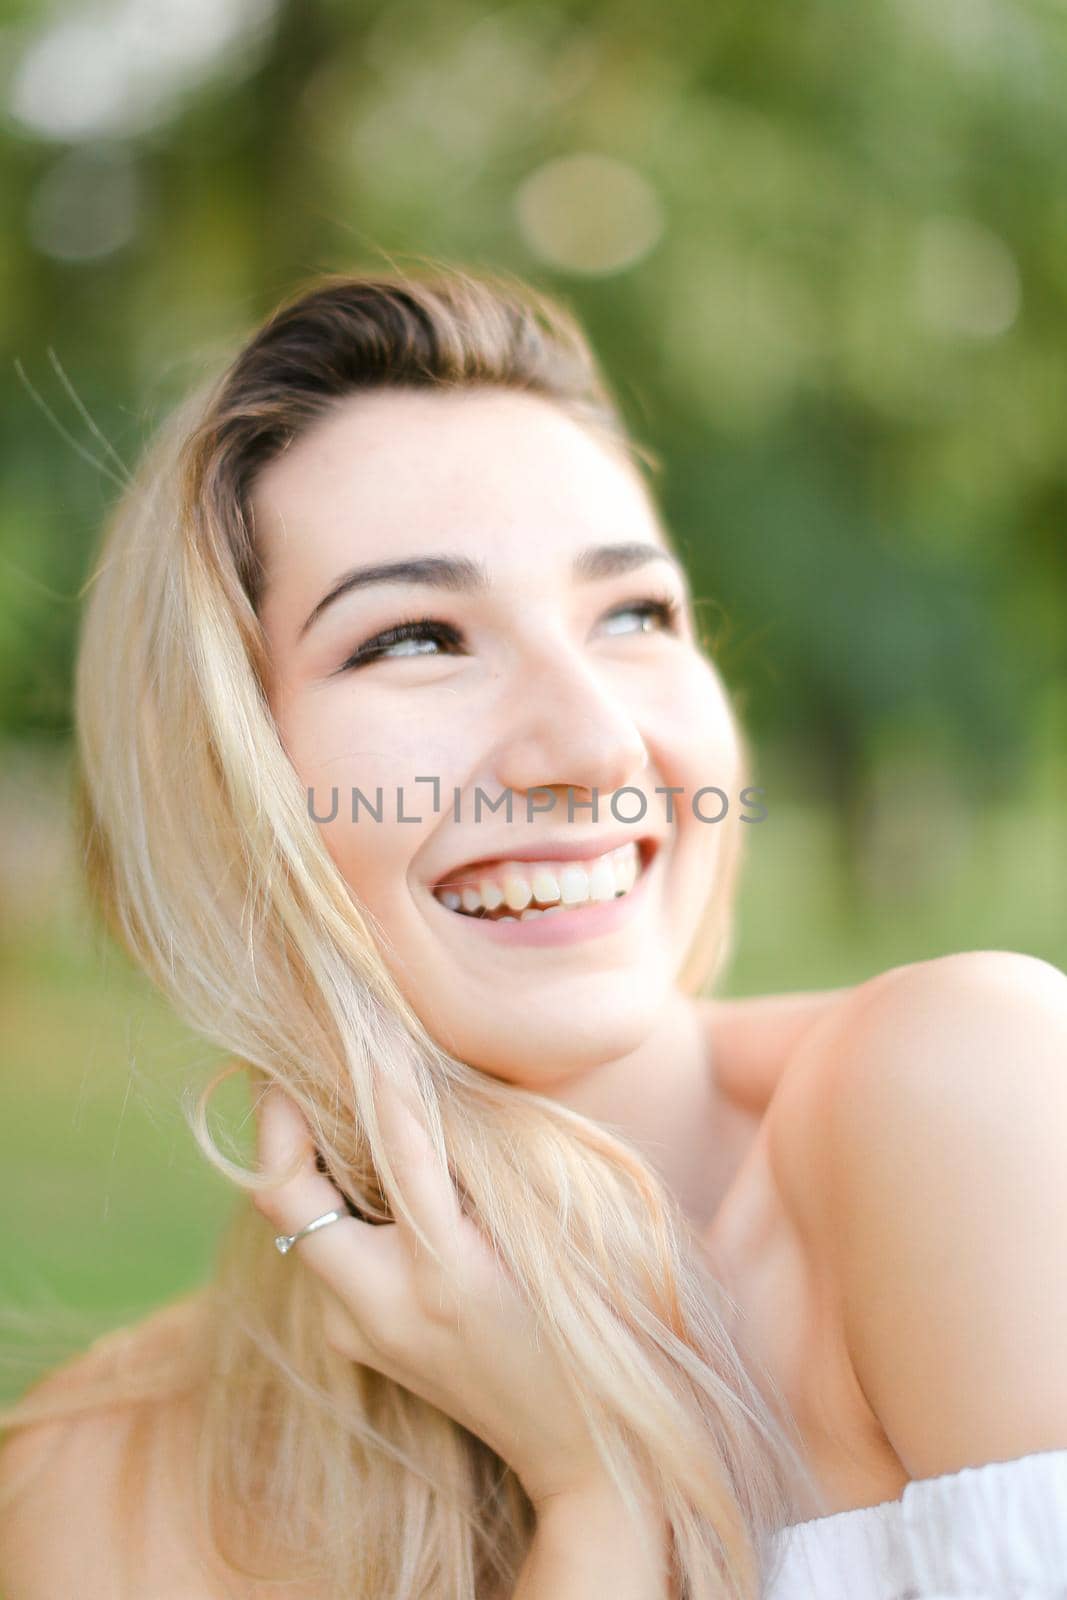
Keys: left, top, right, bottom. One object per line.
{"left": 1, "top": 0, "right": 1064, "bottom": 1394}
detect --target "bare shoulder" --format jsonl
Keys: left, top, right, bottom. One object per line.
{"left": 764, "top": 949, "right": 1067, "bottom": 1477}
{"left": 0, "top": 1358, "right": 137, "bottom": 1595}
{"left": 0, "top": 1290, "right": 230, "bottom": 1598}
{"left": 765, "top": 948, "right": 1067, "bottom": 1230}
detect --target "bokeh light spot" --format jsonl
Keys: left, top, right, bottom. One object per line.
{"left": 515, "top": 153, "right": 664, "bottom": 276}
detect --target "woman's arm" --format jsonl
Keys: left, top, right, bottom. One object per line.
{"left": 514, "top": 1481, "right": 670, "bottom": 1600}
{"left": 778, "top": 950, "right": 1067, "bottom": 1477}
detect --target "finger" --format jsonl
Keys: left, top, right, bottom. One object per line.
{"left": 253, "top": 1086, "right": 405, "bottom": 1336}
{"left": 371, "top": 1065, "right": 465, "bottom": 1261}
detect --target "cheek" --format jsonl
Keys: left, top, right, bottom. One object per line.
{"left": 646, "top": 655, "right": 741, "bottom": 799}
{"left": 648, "top": 659, "right": 741, "bottom": 934}
{"left": 270, "top": 693, "right": 411, "bottom": 902}
{"left": 272, "top": 689, "right": 467, "bottom": 913}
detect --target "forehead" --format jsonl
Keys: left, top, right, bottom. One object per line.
{"left": 250, "top": 386, "right": 665, "bottom": 590}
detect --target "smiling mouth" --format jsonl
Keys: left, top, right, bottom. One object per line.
{"left": 431, "top": 838, "right": 657, "bottom": 923}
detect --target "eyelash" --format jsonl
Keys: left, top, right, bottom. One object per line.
{"left": 337, "top": 594, "right": 683, "bottom": 673}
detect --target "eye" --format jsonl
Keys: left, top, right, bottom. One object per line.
{"left": 336, "top": 593, "right": 683, "bottom": 674}
{"left": 600, "top": 595, "right": 682, "bottom": 638}
{"left": 337, "top": 618, "right": 462, "bottom": 672}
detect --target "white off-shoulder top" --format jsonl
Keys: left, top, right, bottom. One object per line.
{"left": 762, "top": 1449, "right": 1067, "bottom": 1598}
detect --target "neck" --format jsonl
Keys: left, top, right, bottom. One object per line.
{"left": 543, "top": 991, "right": 742, "bottom": 1235}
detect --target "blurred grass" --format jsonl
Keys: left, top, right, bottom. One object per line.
{"left": 2, "top": 735, "right": 1062, "bottom": 1402}
{"left": 0, "top": 912, "right": 247, "bottom": 1402}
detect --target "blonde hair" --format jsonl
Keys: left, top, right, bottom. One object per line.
{"left": 2, "top": 265, "right": 812, "bottom": 1596}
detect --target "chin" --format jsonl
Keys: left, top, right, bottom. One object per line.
{"left": 461, "top": 1002, "right": 662, "bottom": 1086}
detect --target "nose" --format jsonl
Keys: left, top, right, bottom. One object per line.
{"left": 488, "top": 645, "right": 650, "bottom": 807}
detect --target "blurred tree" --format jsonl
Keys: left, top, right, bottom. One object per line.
{"left": 1, "top": 0, "right": 1063, "bottom": 893}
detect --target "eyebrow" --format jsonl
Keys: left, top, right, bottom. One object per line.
{"left": 297, "top": 541, "right": 683, "bottom": 641}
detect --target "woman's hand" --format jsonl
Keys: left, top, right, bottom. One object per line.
{"left": 251, "top": 1073, "right": 607, "bottom": 1513}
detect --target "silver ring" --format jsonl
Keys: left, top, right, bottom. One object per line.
{"left": 274, "top": 1208, "right": 347, "bottom": 1255}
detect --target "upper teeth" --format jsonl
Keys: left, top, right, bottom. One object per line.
{"left": 435, "top": 840, "right": 641, "bottom": 918}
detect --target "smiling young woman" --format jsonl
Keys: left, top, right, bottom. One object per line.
{"left": 1, "top": 268, "right": 1065, "bottom": 1600}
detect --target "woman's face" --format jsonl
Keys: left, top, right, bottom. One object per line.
{"left": 254, "top": 387, "right": 740, "bottom": 1087}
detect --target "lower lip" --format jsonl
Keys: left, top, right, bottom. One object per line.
{"left": 430, "top": 847, "right": 659, "bottom": 947}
